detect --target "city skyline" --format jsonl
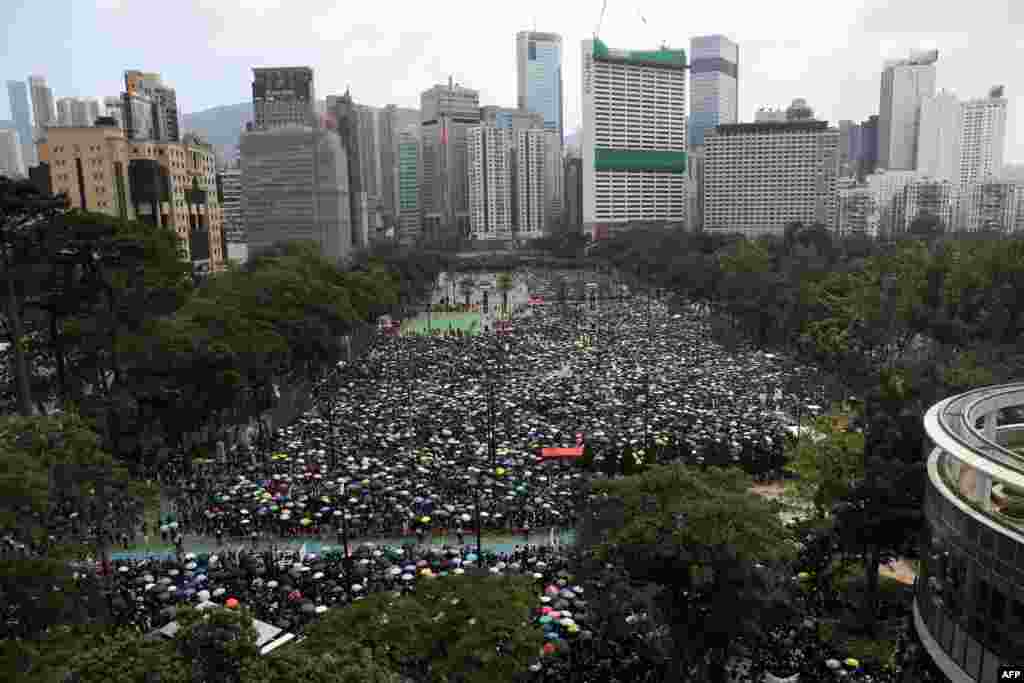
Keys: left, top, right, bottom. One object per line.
{"left": 3, "top": 0, "right": 1022, "bottom": 162}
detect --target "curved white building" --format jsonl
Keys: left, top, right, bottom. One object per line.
{"left": 918, "top": 384, "right": 1024, "bottom": 682}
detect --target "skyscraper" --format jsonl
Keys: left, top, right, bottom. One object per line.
{"left": 28, "top": 75, "right": 56, "bottom": 140}
{"left": 688, "top": 35, "right": 739, "bottom": 147}
{"left": 857, "top": 115, "right": 879, "bottom": 178}
{"left": 57, "top": 98, "right": 75, "bottom": 127}
{"left": 959, "top": 87, "right": 1008, "bottom": 190}
{"left": 124, "top": 71, "right": 180, "bottom": 141}
{"left": 916, "top": 90, "right": 962, "bottom": 183}
{"left": 0, "top": 129, "right": 26, "bottom": 178}
{"left": 420, "top": 81, "right": 480, "bottom": 241}
{"left": 581, "top": 38, "right": 688, "bottom": 239}
{"left": 239, "top": 125, "right": 352, "bottom": 263}
{"left": 878, "top": 50, "right": 938, "bottom": 171}
{"left": 379, "top": 104, "right": 420, "bottom": 236}
{"left": 252, "top": 67, "right": 315, "bottom": 130}
{"left": 6, "top": 81, "right": 35, "bottom": 167}
{"left": 397, "top": 126, "right": 421, "bottom": 245}
{"left": 218, "top": 167, "right": 244, "bottom": 244}
{"left": 328, "top": 91, "right": 369, "bottom": 250}
{"left": 516, "top": 32, "right": 563, "bottom": 143}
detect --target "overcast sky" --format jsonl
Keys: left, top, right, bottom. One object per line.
{"left": 3, "top": 0, "right": 1022, "bottom": 162}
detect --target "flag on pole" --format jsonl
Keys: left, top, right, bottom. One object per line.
{"left": 441, "top": 118, "right": 448, "bottom": 145}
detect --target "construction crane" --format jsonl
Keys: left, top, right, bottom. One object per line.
{"left": 594, "top": 0, "right": 607, "bottom": 38}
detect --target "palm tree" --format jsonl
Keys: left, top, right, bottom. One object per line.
{"left": 495, "top": 271, "right": 514, "bottom": 317}
{"left": 458, "top": 277, "right": 474, "bottom": 307}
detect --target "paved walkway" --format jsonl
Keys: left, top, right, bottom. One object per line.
{"left": 111, "top": 528, "right": 577, "bottom": 561}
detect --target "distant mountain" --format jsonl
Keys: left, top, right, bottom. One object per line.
{"left": 181, "top": 99, "right": 332, "bottom": 166}
{"left": 180, "top": 102, "right": 252, "bottom": 166}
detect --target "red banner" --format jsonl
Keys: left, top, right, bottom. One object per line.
{"left": 540, "top": 447, "right": 584, "bottom": 459}
{"left": 528, "top": 297, "right": 544, "bottom": 305}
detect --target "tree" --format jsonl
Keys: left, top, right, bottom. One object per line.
{"left": 458, "top": 277, "right": 474, "bottom": 307}
{"left": 784, "top": 413, "right": 865, "bottom": 518}
{"left": 834, "top": 368, "right": 925, "bottom": 635}
{"left": 583, "top": 465, "right": 797, "bottom": 681}
{"left": 0, "top": 176, "right": 70, "bottom": 415}
{"left": 495, "top": 271, "right": 514, "bottom": 316}
{"left": 908, "top": 213, "right": 943, "bottom": 237}
{"left": 62, "top": 629, "right": 187, "bottom": 683}
{"left": 245, "top": 646, "right": 400, "bottom": 683}
{"left": 174, "top": 605, "right": 261, "bottom": 683}
{"left": 0, "top": 411, "right": 158, "bottom": 587}
{"left": 300, "top": 574, "right": 543, "bottom": 683}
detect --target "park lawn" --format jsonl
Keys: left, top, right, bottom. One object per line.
{"left": 403, "top": 312, "right": 481, "bottom": 336}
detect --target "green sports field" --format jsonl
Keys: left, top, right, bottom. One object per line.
{"left": 402, "top": 311, "right": 481, "bottom": 336}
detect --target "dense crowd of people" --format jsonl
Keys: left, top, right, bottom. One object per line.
{"left": 8, "top": 269, "right": 941, "bottom": 681}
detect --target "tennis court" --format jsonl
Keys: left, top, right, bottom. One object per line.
{"left": 402, "top": 311, "right": 481, "bottom": 336}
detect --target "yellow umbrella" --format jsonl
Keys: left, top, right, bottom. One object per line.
{"left": 844, "top": 658, "right": 859, "bottom": 668}
{"left": 301, "top": 518, "right": 313, "bottom": 526}
{"left": 495, "top": 467, "right": 506, "bottom": 476}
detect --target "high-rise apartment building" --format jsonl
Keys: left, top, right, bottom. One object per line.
{"left": 103, "top": 96, "right": 124, "bottom": 129}
{"left": 581, "top": 39, "right": 688, "bottom": 239}
{"left": 704, "top": 120, "right": 839, "bottom": 235}
{"left": 56, "top": 98, "right": 74, "bottom": 127}
{"left": 958, "top": 87, "right": 1008, "bottom": 190}
{"left": 468, "top": 126, "right": 512, "bottom": 239}
{"left": 56, "top": 97, "right": 101, "bottom": 127}
{"left": 902, "top": 177, "right": 957, "bottom": 233}
{"left": 864, "top": 169, "right": 921, "bottom": 237}
{"left": 397, "top": 127, "right": 421, "bottom": 245}
{"left": 878, "top": 49, "right": 938, "bottom": 171}
{"left": 36, "top": 123, "right": 224, "bottom": 272}
{"left": 564, "top": 156, "right": 583, "bottom": 233}
{"left": 516, "top": 32, "right": 563, "bottom": 143}
{"left": 688, "top": 35, "right": 739, "bottom": 147}
{"left": 218, "top": 167, "right": 244, "bottom": 243}
{"left": 0, "top": 129, "right": 26, "bottom": 178}
{"left": 239, "top": 125, "right": 352, "bottom": 264}
{"left": 28, "top": 76, "right": 56, "bottom": 143}
{"left": 6, "top": 81, "right": 35, "bottom": 167}
{"left": 836, "top": 185, "right": 879, "bottom": 238}
{"left": 123, "top": 71, "right": 180, "bottom": 141}
{"left": 917, "top": 90, "right": 962, "bottom": 183}
{"left": 516, "top": 128, "right": 548, "bottom": 236}
{"left": 960, "top": 180, "right": 1020, "bottom": 233}
{"left": 420, "top": 81, "right": 480, "bottom": 241}
{"left": 252, "top": 67, "right": 315, "bottom": 130}
{"left": 543, "top": 131, "right": 563, "bottom": 231}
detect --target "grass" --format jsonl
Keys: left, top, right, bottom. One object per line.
{"left": 403, "top": 312, "right": 481, "bottom": 336}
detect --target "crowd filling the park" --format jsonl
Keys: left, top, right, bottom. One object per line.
{"left": 5, "top": 269, "right": 946, "bottom": 683}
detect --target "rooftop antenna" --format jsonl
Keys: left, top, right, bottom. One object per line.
{"left": 595, "top": 0, "right": 608, "bottom": 39}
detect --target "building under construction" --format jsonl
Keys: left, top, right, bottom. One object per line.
{"left": 239, "top": 125, "right": 353, "bottom": 264}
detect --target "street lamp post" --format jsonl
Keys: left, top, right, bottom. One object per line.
{"left": 469, "top": 474, "right": 484, "bottom": 560}
{"left": 338, "top": 480, "right": 352, "bottom": 590}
